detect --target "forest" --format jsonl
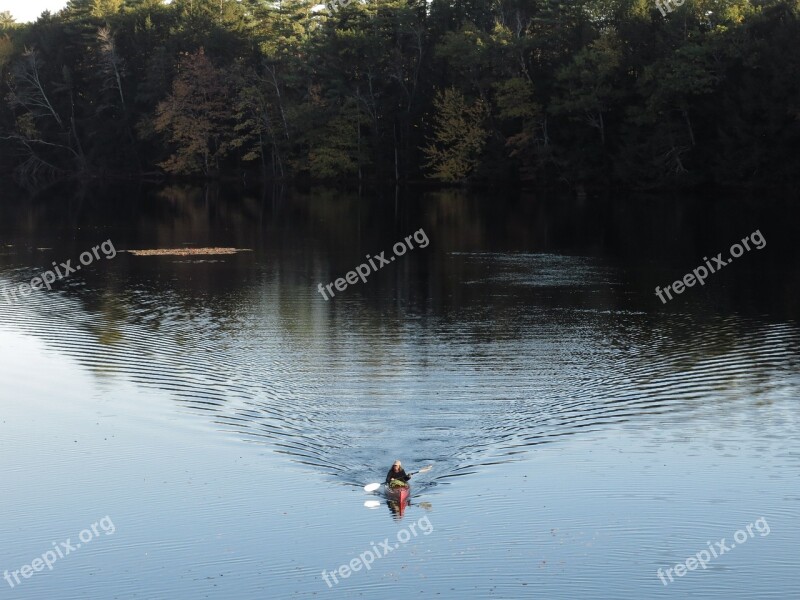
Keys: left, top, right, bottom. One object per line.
{"left": 0, "top": 0, "right": 798, "bottom": 188}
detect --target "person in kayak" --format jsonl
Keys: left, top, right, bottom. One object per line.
{"left": 385, "top": 460, "right": 411, "bottom": 488}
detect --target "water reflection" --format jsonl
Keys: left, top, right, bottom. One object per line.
{"left": 1, "top": 182, "right": 798, "bottom": 490}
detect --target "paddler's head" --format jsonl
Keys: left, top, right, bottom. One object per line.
{"left": 392, "top": 460, "right": 401, "bottom": 472}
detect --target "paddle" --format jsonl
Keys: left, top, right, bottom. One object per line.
{"left": 363, "top": 465, "right": 432, "bottom": 492}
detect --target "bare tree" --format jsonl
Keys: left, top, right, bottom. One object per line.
{"left": 97, "top": 26, "right": 126, "bottom": 112}
{"left": 9, "top": 48, "right": 63, "bottom": 127}
{"left": 3, "top": 48, "right": 88, "bottom": 181}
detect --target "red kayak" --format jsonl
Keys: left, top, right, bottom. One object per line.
{"left": 384, "top": 483, "right": 410, "bottom": 505}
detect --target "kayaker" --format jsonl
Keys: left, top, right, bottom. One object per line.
{"left": 385, "top": 460, "right": 411, "bottom": 488}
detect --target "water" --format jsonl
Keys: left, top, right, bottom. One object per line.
{"left": 1, "top": 183, "right": 798, "bottom": 598}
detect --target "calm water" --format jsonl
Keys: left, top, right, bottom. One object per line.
{"left": 1, "top": 183, "right": 799, "bottom": 599}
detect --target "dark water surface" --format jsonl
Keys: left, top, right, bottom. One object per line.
{"left": 1, "top": 184, "right": 799, "bottom": 599}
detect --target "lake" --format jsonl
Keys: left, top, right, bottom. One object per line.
{"left": 1, "top": 182, "right": 798, "bottom": 599}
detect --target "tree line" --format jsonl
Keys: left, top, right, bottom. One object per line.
{"left": 0, "top": 0, "right": 798, "bottom": 188}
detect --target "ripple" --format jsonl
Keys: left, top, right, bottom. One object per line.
{"left": 1, "top": 250, "right": 799, "bottom": 492}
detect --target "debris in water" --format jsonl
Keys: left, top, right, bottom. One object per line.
{"left": 127, "top": 248, "right": 250, "bottom": 257}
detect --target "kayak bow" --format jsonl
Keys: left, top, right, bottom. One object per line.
{"left": 384, "top": 483, "right": 410, "bottom": 505}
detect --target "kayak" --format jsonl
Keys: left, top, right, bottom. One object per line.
{"left": 384, "top": 483, "right": 410, "bottom": 505}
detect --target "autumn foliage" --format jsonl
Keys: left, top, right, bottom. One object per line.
{"left": 0, "top": 0, "right": 799, "bottom": 188}
{"left": 153, "top": 49, "right": 235, "bottom": 175}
